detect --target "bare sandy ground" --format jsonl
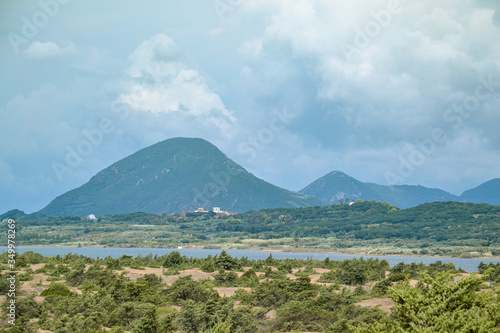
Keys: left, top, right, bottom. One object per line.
{"left": 265, "top": 309, "right": 277, "bottom": 320}
{"left": 120, "top": 267, "right": 164, "bottom": 281}
{"left": 163, "top": 269, "right": 215, "bottom": 284}
{"left": 30, "top": 263, "right": 46, "bottom": 271}
{"left": 409, "top": 279, "right": 419, "bottom": 287}
{"left": 20, "top": 273, "right": 49, "bottom": 296}
{"left": 120, "top": 267, "right": 215, "bottom": 284}
{"left": 213, "top": 287, "right": 252, "bottom": 297}
{"left": 308, "top": 273, "right": 322, "bottom": 283}
{"left": 355, "top": 297, "right": 394, "bottom": 313}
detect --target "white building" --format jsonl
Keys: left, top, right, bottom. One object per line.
{"left": 213, "top": 207, "right": 221, "bottom": 213}
{"left": 88, "top": 214, "right": 97, "bottom": 220}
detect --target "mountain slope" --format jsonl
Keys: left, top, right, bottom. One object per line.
{"left": 460, "top": 178, "right": 500, "bottom": 205}
{"left": 39, "top": 138, "right": 324, "bottom": 216}
{"left": 299, "top": 171, "right": 380, "bottom": 203}
{"left": 0, "top": 209, "right": 26, "bottom": 221}
{"left": 300, "top": 171, "right": 459, "bottom": 208}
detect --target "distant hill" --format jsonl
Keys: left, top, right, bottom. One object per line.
{"left": 0, "top": 209, "right": 26, "bottom": 221}
{"left": 460, "top": 178, "right": 500, "bottom": 205}
{"left": 299, "top": 171, "right": 380, "bottom": 203}
{"left": 300, "top": 171, "right": 460, "bottom": 208}
{"left": 224, "top": 200, "right": 500, "bottom": 243}
{"left": 39, "top": 138, "right": 324, "bottom": 216}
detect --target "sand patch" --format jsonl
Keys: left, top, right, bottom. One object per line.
{"left": 30, "top": 263, "right": 46, "bottom": 271}
{"left": 355, "top": 297, "right": 394, "bottom": 313}
{"left": 265, "top": 309, "right": 277, "bottom": 320}
{"left": 20, "top": 274, "right": 49, "bottom": 295}
{"left": 292, "top": 267, "right": 305, "bottom": 274}
{"left": 409, "top": 279, "right": 419, "bottom": 287}
{"left": 162, "top": 269, "right": 215, "bottom": 284}
{"left": 70, "top": 287, "right": 83, "bottom": 295}
{"left": 308, "top": 274, "right": 322, "bottom": 283}
{"left": 213, "top": 287, "right": 252, "bottom": 297}
{"left": 362, "top": 281, "right": 378, "bottom": 292}
{"left": 0, "top": 295, "right": 5, "bottom": 316}
{"left": 121, "top": 267, "right": 164, "bottom": 281}
{"left": 32, "top": 273, "right": 50, "bottom": 285}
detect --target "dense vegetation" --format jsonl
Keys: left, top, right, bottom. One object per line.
{"left": 7, "top": 201, "right": 500, "bottom": 258}
{"left": 2, "top": 250, "right": 498, "bottom": 332}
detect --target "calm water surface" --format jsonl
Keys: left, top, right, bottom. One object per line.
{"left": 3, "top": 246, "right": 500, "bottom": 273}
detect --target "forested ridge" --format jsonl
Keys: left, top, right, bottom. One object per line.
{"left": 8, "top": 201, "right": 500, "bottom": 257}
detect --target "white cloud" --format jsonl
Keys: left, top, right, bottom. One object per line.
{"left": 222, "top": 0, "right": 500, "bottom": 193}
{"left": 116, "top": 34, "right": 236, "bottom": 137}
{"left": 23, "top": 41, "right": 77, "bottom": 61}
{"left": 240, "top": 39, "right": 263, "bottom": 58}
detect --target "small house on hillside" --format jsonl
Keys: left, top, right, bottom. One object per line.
{"left": 213, "top": 207, "right": 231, "bottom": 216}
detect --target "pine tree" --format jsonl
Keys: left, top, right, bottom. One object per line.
{"left": 133, "top": 307, "right": 159, "bottom": 333}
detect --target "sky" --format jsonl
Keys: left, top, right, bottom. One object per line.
{"left": 1, "top": 0, "right": 500, "bottom": 214}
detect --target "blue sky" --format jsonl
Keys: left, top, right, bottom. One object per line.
{"left": 1, "top": 0, "right": 500, "bottom": 213}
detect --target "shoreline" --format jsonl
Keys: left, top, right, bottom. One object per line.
{"left": 8, "top": 244, "right": 500, "bottom": 261}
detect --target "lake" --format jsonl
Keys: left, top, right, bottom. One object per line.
{"left": 3, "top": 246, "right": 500, "bottom": 273}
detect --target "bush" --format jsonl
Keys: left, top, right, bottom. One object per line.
{"left": 163, "top": 251, "right": 183, "bottom": 267}
{"left": 214, "top": 269, "right": 238, "bottom": 287}
{"left": 215, "top": 251, "right": 240, "bottom": 271}
{"left": 40, "top": 283, "right": 73, "bottom": 297}
{"left": 318, "top": 270, "right": 338, "bottom": 283}
{"left": 354, "top": 272, "right": 497, "bottom": 332}
{"left": 239, "top": 269, "right": 259, "bottom": 287}
{"left": 167, "top": 276, "right": 218, "bottom": 304}
{"left": 371, "top": 279, "right": 392, "bottom": 297}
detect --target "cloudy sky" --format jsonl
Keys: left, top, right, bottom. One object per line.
{"left": 1, "top": 0, "right": 499, "bottom": 213}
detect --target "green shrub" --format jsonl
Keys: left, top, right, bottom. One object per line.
{"left": 40, "top": 283, "right": 73, "bottom": 297}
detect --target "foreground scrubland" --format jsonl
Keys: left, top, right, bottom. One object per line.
{"left": 1, "top": 251, "right": 500, "bottom": 332}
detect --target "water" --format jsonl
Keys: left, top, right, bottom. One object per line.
{"left": 2, "top": 246, "right": 499, "bottom": 272}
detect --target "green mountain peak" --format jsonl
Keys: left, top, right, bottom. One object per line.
{"left": 39, "top": 137, "right": 324, "bottom": 216}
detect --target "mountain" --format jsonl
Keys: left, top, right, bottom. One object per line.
{"left": 300, "top": 171, "right": 459, "bottom": 208}
{"left": 39, "top": 138, "right": 324, "bottom": 216}
{"left": 0, "top": 209, "right": 26, "bottom": 221}
{"left": 460, "top": 178, "right": 500, "bottom": 205}
{"left": 299, "top": 171, "right": 379, "bottom": 203}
